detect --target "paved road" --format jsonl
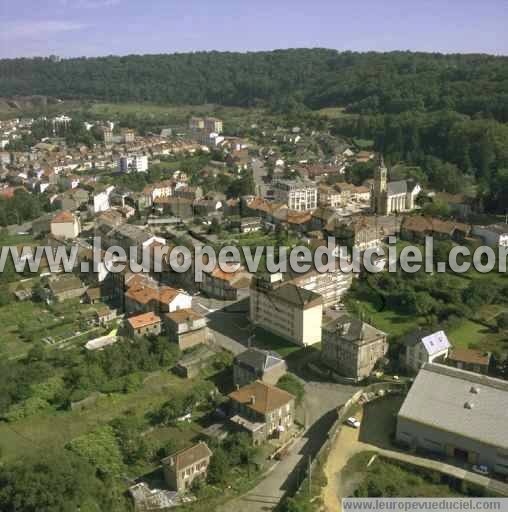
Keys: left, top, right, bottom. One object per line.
{"left": 220, "top": 381, "right": 358, "bottom": 512}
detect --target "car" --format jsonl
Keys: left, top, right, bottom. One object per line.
{"left": 346, "top": 417, "right": 361, "bottom": 429}
{"left": 472, "top": 465, "right": 489, "bottom": 476}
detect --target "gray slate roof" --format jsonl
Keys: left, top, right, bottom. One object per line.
{"left": 235, "top": 348, "right": 285, "bottom": 372}
{"left": 398, "top": 363, "right": 508, "bottom": 449}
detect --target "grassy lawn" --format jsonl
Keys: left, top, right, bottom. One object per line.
{"left": 317, "top": 107, "right": 357, "bottom": 119}
{"left": 447, "top": 320, "right": 491, "bottom": 348}
{"left": 252, "top": 326, "right": 303, "bottom": 358}
{"left": 350, "top": 298, "right": 423, "bottom": 338}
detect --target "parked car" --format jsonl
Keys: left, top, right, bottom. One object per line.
{"left": 472, "top": 464, "right": 489, "bottom": 476}
{"left": 346, "top": 417, "right": 361, "bottom": 429}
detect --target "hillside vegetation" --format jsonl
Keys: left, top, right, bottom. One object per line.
{"left": 1, "top": 49, "right": 508, "bottom": 120}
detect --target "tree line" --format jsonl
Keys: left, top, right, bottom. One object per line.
{"left": 1, "top": 50, "right": 508, "bottom": 120}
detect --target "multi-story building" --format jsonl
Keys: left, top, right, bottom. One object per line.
{"left": 228, "top": 380, "right": 295, "bottom": 445}
{"left": 121, "top": 128, "right": 135, "bottom": 144}
{"left": 288, "top": 265, "right": 352, "bottom": 308}
{"left": 118, "top": 155, "right": 148, "bottom": 173}
{"left": 249, "top": 273, "right": 323, "bottom": 346}
{"left": 322, "top": 316, "right": 388, "bottom": 382}
{"left": 162, "top": 442, "right": 213, "bottom": 493}
{"left": 204, "top": 117, "right": 223, "bottom": 134}
{"left": 272, "top": 179, "right": 317, "bottom": 212}
{"left": 189, "top": 117, "right": 205, "bottom": 131}
{"left": 164, "top": 308, "right": 208, "bottom": 350}
{"left": 396, "top": 363, "right": 508, "bottom": 476}
{"left": 318, "top": 184, "right": 343, "bottom": 208}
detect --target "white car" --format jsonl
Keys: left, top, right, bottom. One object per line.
{"left": 472, "top": 465, "right": 489, "bottom": 476}
{"left": 346, "top": 417, "right": 361, "bottom": 429}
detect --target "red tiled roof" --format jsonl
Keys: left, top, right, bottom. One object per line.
{"left": 127, "top": 312, "right": 161, "bottom": 329}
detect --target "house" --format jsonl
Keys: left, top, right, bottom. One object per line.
{"left": 249, "top": 273, "right": 323, "bottom": 346}
{"left": 84, "top": 287, "right": 101, "bottom": 304}
{"left": 447, "top": 347, "right": 492, "bottom": 375}
{"left": 162, "top": 442, "right": 213, "bottom": 493}
{"left": 201, "top": 265, "right": 251, "bottom": 300}
{"left": 402, "top": 216, "right": 471, "bottom": 242}
{"left": 125, "top": 284, "right": 192, "bottom": 316}
{"left": 396, "top": 363, "right": 508, "bottom": 475}
{"left": 127, "top": 312, "right": 162, "bottom": 338}
{"left": 228, "top": 380, "right": 295, "bottom": 445}
{"left": 95, "top": 305, "right": 116, "bottom": 326}
{"left": 164, "top": 308, "right": 208, "bottom": 350}
{"left": 48, "top": 275, "right": 85, "bottom": 302}
{"left": 403, "top": 329, "right": 451, "bottom": 373}
{"left": 50, "top": 211, "right": 80, "bottom": 239}
{"left": 472, "top": 224, "right": 508, "bottom": 248}
{"left": 321, "top": 316, "right": 388, "bottom": 382}
{"left": 233, "top": 348, "right": 287, "bottom": 388}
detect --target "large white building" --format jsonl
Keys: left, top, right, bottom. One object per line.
{"left": 118, "top": 155, "right": 148, "bottom": 173}
{"left": 397, "top": 363, "right": 508, "bottom": 475}
{"left": 272, "top": 179, "right": 318, "bottom": 212}
{"left": 249, "top": 273, "right": 323, "bottom": 346}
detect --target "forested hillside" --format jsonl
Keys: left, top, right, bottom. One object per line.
{"left": 1, "top": 49, "right": 508, "bottom": 120}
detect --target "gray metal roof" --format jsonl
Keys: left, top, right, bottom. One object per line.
{"left": 398, "top": 363, "right": 508, "bottom": 449}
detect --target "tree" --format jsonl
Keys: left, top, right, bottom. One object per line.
{"left": 207, "top": 447, "right": 229, "bottom": 485}
{"left": 0, "top": 449, "right": 121, "bottom": 512}
{"left": 277, "top": 374, "right": 305, "bottom": 405}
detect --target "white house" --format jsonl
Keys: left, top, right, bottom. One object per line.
{"left": 404, "top": 330, "right": 451, "bottom": 372}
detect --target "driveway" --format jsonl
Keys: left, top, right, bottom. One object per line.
{"left": 220, "top": 381, "right": 358, "bottom": 512}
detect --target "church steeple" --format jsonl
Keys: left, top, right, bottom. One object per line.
{"left": 372, "top": 155, "right": 388, "bottom": 214}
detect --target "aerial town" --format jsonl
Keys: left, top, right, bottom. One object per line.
{"left": 0, "top": 99, "right": 506, "bottom": 512}
{"left": 1, "top": 6, "right": 508, "bottom": 505}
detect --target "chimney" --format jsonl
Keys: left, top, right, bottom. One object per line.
{"left": 250, "top": 395, "right": 256, "bottom": 405}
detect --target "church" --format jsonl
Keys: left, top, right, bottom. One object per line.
{"left": 371, "top": 158, "right": 421, "bottom": 215}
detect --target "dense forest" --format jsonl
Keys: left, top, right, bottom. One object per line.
{"left": 1, "top": 49, "right": 508, "bottom": 120}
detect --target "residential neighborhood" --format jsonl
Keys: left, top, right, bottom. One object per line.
{"left": 0, "top": 67, "right": 507, "bottom": 512}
